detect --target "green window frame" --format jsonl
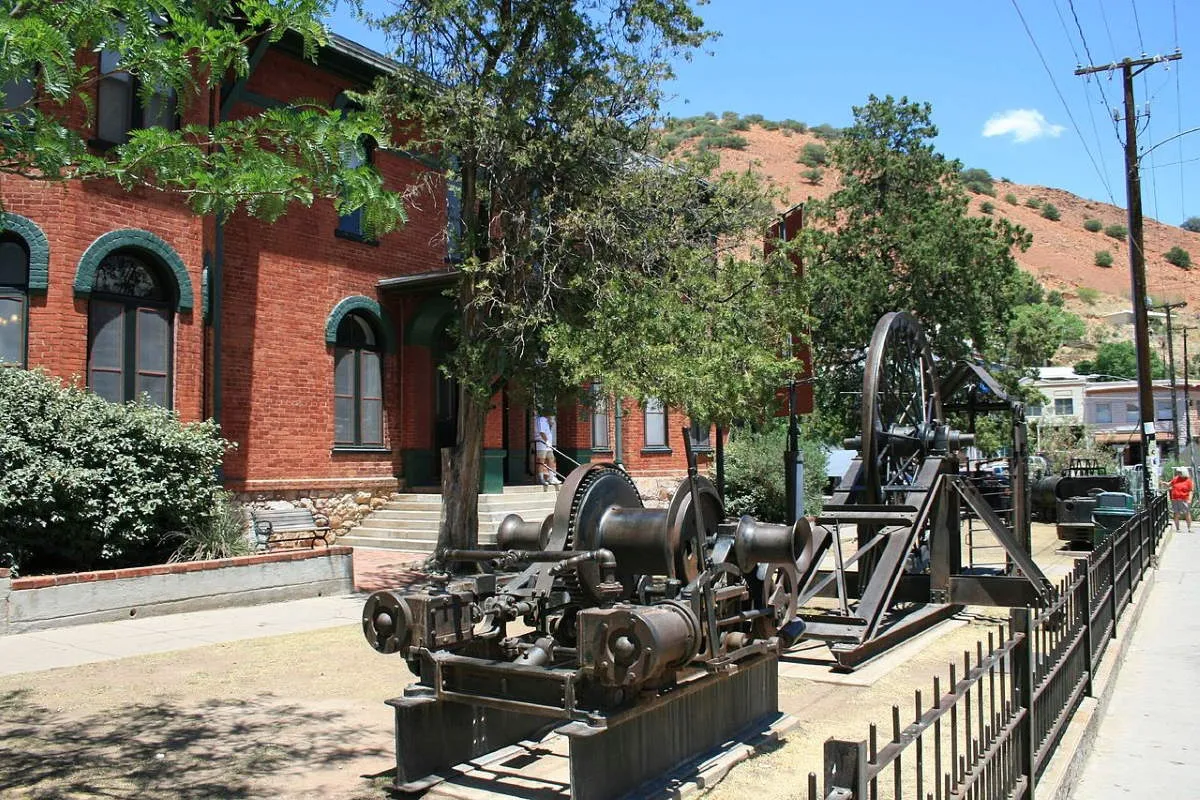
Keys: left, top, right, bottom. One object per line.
{"left": 0, "top": 234, "right": 29, "bottom": 367}
{"left": 334, "top": 313, "right": 384, "bottom": 446}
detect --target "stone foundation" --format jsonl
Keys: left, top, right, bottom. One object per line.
{"left": 238, "top": 488, "right": 399, "bottom": 541}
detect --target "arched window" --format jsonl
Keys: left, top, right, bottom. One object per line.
{"left": 0, "top": 235, "right": 28, "bottom": 366}
{"left": 334, "top": 313, "right": 383, "bottom": 445}
{"left": 87, "top": 250, "right": 173, "bottom": 406}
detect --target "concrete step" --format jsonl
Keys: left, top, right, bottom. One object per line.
{"left": 340, "top": 534, "right": 498, "bottom": 553}
{"left": 369, "top": 509, "right": 443, "bottom": 522}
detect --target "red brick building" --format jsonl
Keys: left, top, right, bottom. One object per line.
{"left": 1, "top": 33, "right": 713, "bottom": 500}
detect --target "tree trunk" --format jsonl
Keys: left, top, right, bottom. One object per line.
{"left": 436, "top": 384, "right": 487, "bottom": 560}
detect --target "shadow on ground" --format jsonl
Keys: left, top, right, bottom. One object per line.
{"left": 0, "top": 688, "right": 389, "bottom": 798}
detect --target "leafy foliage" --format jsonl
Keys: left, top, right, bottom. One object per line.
{"left": 1083, "top": 218, "right": 1103, "bottom": 232}
{"left": 0, "top": 0, "right": 405, "bottom": 233}
{"left": 980, "top": 201, "right": 995, "bottom": 214}
{"left": 798, "top": 142, "right": 828, "bottom": 167}
{"left": 1035, "top": 425, "right": 1112, "bottom": 475}
{"left": 1105, "top": 223, "right": 1128, "bottom": 241}
{"left": 1076, "top": 286, "right": 1100, "bottom": 305}
{"left": 721, "top": 421, "right": 827, "bottom": 522}
{"left": 1075, "top": 341, "right": 1165, "bottom": 380}
{"left": 1165, "top": 246, "right": 1192, "bottom": 269}
{"left": 1095, "top": 249, "right": 1114, "bottom": 267}
{"left": 960, "top": 167, "right": 995, "bottom": 196}
{"left": 167, "top": 492, "right": 253, "bottom": 563}
{"left": 1006, "top": 303, "right": 1085, "bottom": 366}
{"left": 1005, "top": 192, "right": 1019, "bottom": 205}
{"left": 802, "top": 167, "right": 823, "bottom": 185}
{"left": 0, "top": 368, "right": 232, "bottom": 574}
{"left": 798, "top": 95, "right": 1033, "bottom": 435}
{"left": 1024, "top": 197, "right": 1042, "bottom": 209}
{"left": 1182, "top": 216, "right": 1200, "bottom": 233}
{"left": 1041, "top": 203, "right": 1060, "bottom": 221}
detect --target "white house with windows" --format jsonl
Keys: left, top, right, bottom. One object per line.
{"left": 1024, "top": 366, "right": 1200, "bottom": 464}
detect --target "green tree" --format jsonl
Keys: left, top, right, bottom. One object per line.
{"left": 1006, "top": 302, "right": 1085, "bottom": 366}
{"left": 1165, "top": 246, "right": 1192, "bottom": 269}
{"left": 362, "top": 2, "right": 801, "bottom": 553}
{"left": 1083, "top": 218, "right": 1103, "bottom": 232}
{"left": 799, "top": 95, "right": 1032, "bottom": 435}
{"left": 959, "top": 167, "right": 995, "bottom": 196}
{"left": 1041, "top": 203, "right": 1060, "bottom": 221}
{"left": 1, "top": 0, "right": 405, "bottom": 230}
{"left": 1182, "top": 216, "right": 1200, "bottom": 233}
{"left": 1105, "top": 223, "right": 1128, "bottom": 241}
{"left": 798, "top": 142, "right": 828, "bottom": 167}
{"left": 1095, "top": 249, "right": 1114, "bottom": 267}
{"left": 802, "top": 167, "right": 824, "bottom": 185}
{"left": 1075, "top": 340, "right": 1165, "bottom": 380}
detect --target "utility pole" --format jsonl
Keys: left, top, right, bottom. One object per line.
{"left": 1185, "top": 329, "right": 1195, "bottom": 478}
{"left": 1077, "top": 51, "right": 1183, "bottom": 504}
{"left": 1154, "top": 300, "right": 1187, "bottom": 458}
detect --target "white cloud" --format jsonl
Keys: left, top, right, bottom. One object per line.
{"left": 982, "top": 109, "right": 1065, "bottom": 143}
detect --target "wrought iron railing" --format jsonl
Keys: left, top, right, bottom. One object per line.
{"left": 812, "top": 494, "right": 1169, "bottom": 800}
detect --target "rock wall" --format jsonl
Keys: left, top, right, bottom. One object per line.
{"left": 239, "top": 489, "right": 398, "bottom": 540}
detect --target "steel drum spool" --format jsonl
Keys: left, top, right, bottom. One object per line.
{"left": 362, "top": 590, "right": 413, "bottom": 654}
{"left": 497, "top": 514, "right": 552, "bottom": 550}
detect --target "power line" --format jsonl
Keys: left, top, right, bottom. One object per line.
{"left": 1129, "top": 0, "right": 1145, "bottom": 54}
{"left": 1096, "top": 0, "right": 1118, "bottom": 59}
{"left": 1055, "top": 0, "right": 1115, "bottom": 195}
{"left": 1069, "top": 0, "right": 1124, "bottom": 144}
{"left": 1012, "top": 0, "right": 1117, "bottom": 204}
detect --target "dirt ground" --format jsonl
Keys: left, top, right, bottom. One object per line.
{"left": 0, "top": 523, "right": 1076, "bottom": 800}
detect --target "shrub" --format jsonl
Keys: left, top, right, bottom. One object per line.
{"left": 781, "top": 119, "right": 807, "bottom": 133}
{"left": 1005, "top": 193, "right": 1019, "bottom": 205}
{"left": 1105, "top": 223, "right": 1127, "bottom": 241}
{"left": 1047, "top": 289, "right": 1064, "bottom": 307}
{"left": 743, "top": 113, "right": 765, "bottom": 125}
{"left": 961, "top": 167, "right": 996, "bottom": 196}
{"left": 811, "top": 123, "right": 840, "bottom": 139}
{"left": 801, "top": 167, "right": 823, "bottom": 185}
{"left": 1041, "top": 203, "right": 1061, "bottom": 221}
{"left": 1182, "top": 216, "right": 1200, "bottom": 233}
{"left": 0, "top": 368, "right": 232, "bottom": 574}
{"left": 760, "top": 119, "right": 780, "bottom": 131}
{"left": 167, "top": 491, "right": 253, "bottom": 563}
{"left": 1024, "top": 197, "right": 1042, "bottom": 209}
{"left": 1095, "top": 249, "right": 1114, "bottom": 267}
{"left": 1083, "top": 218, "right": 1103, "bottom": 232}
{"left": 698, "top": 132, "right": 747, "bottom": 150}
{"left": 722, "top": 422, "right": 827, "bottom": 522}
{"left": 1077, "top": 286, "right": 1100, "bottom": 305}
{"left": 980, "top": 201, "right": 995, "bottom": 215}
{"left": 797, "top": 142, "right": 828, "bottom": 167}
{"left": 1165, "top": 246, "right": 1192, "bottom": 269}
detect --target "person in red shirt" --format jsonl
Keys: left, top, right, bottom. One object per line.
{"left": 1168, "top": 466, "right": 1194, "bottom": 531}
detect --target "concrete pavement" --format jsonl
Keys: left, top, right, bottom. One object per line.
{"left": 0, "top": 547, "right": 425, "bottom": 677}
{"left": 1072, "top": 525, "right": 1200, "bottom": 798}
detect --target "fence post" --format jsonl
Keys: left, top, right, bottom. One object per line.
{"left": 1109, "top": 530, "right": 1119, "bottom": 635}
{"left": 824, "top": 738, "right": 868, "bottom": 799}
{"left": 1011, "top": 607, "right": 1037, "bottom": 799}
{"left": 1081, "top": 563, "right": 1094, "bottom": 697}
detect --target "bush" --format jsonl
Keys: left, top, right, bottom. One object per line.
{"left": 1165, "top": 246, "right": 1192, "bottom": 269}
{"left": 722, "top": 422, "right": 827, "bottom": 522}
{"left": 780, "top": 119, "right": 807, "bottom": 133}
{"left": 797, "top": 141, "right": 828, "bottom": 167}
{"left": 1083, "top": 218, "right": 1103, "bottom": 232}
{"left": 1005, "top": 193, "right": 1019, "bottom": 205}
{"left": 1047, "top": 289, "right": 1064, "bottom": 307}
{"left": 980, "top": 201, "right": 995, "bottom": 215}
{"left": 1041, "top": 203, "right": 1061, "bottom": 221}
{"left": 1024, "top": 197, "right": 1042, "bottom": 209}
{"left": 801, "top": 167, "right": 823, "bottom": 185}
{"left": 1105, "top": 223, "right": 1127, "bottom": 241}
{"left": 960, "top": 167, "right": 995, "bottom": 196}
{"left": 167, "top": 491, "right": 253, "bottom": 563}
{"left": 811, "top": 123, "right": 840, "bottom": 139}
{"left": 1095, "top": 249, "right": 1114, "bottom": 267}
{"left": 698, "top": 132, "right": 748, "bottom": 150}
{"left": 0, "top": 368, "right": 232, "bottom": 574}
{"left": 1182, "top": 216, "right": 1200, "bottom": 233}
{"left": 1077, "top": 286, "right": 1100, "bottom": 305}
{"left": 760, "top": 119, "right": 780, "bottom": 131}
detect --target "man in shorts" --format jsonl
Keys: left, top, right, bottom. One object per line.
{"left": 534, "top": 412, "right": 561, "bottom": 486}
{"left": 1168, "top": 466, "right": 1193, "bottom": 531}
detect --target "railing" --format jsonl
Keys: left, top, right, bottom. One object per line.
{"left": 813, "top": 494, "right": 1169, "bottom": 800}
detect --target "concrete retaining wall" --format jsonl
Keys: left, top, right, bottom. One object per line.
{"left": 1, "top": 547, "right": 354, "bottom": 634}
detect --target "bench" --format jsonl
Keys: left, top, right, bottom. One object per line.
{"left": 250, "top": 508, "right": 331, "bottom": 551}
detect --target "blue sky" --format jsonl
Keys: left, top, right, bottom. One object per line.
{"left": 326, "top": 1, "right": 1197, "bottom": 226}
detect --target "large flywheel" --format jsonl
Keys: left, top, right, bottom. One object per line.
{"left": 860, "top": 312, "right": 944, "bottom": 505}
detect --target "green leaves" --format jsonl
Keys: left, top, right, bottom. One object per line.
{"left": 1, "top": 0, "right": 405, "bottom": 233}
{"left": 0, "top": 367, "right": 232, "bottom": 574}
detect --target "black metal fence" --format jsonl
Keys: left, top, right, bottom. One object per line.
{"left": 813, "top": 494, "right": 1169, "bottom": 800}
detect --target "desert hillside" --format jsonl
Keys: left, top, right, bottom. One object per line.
{"left": 687, "top": 121, "right": 1200, "bottom": 361}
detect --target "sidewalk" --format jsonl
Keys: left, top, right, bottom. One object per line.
{"left": 1072, "top": 524, "right": 1200, "bottom": 798}
{"left": 0, "top": 547, "right": 425, "bottom": 677}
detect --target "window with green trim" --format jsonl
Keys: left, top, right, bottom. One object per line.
{"left": 0, "top": 235, "right": 28, "bottom": 367}
{"left": 334, "top": 313, "right": 384, "bottom": 445}
{"left": 95, "top": 24, "right": 178, "bottom": 146}
{"left": 87, "top": 250, "right": 173, "bottom": 406}
{"left": 336, "top": 138, "right": 374, "bottom": 240}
